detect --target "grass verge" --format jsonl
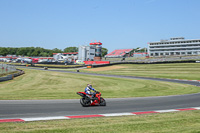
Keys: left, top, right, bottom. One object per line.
{"left": 0, "top": 110, "right": 200, "bottom": 133}
{"left": 0, "top": 68, "right": 199, "bottom": 100}
{"left": 80, "top": 63, "right": 200, "bottom": 80}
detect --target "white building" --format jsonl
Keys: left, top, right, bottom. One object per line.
{"left": 78, "top": 45, "right": 95, "bottom": 61}
{"left": 148, "top": 37, "right": 200, "bottom": 57}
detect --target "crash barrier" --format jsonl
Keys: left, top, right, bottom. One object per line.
{"left": 110, "top": 60, "right": 197, "bottom": 64}
{"left": 84, "top": 61, "right": 110, "bottom": 65}
{"left": 31, "top": 65, "right": 84, "bottom": 69}
{"left": 90, "top": 60, "right": 198, "bottom": 68}
{"left": 36, "top": 62, "right": 74, "bottom": 65}
{"left": 0, "top": 69, "right": 25, "bottom": 82}
{"left": 12, "top": 63, "right": 85, "bottom": 69}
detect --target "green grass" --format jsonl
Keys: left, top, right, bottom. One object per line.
{"left": 80, "top": 63, "right": 200, "bottom": 80}
{"left": 0, "top": 68, "right": 199, "bottom": 100}
{"left": 1, "top": 110, "right": 200, "bottom": 133}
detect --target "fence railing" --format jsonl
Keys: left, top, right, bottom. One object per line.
{"left": 0, "top": 63, "right": 17, "bottom": 75}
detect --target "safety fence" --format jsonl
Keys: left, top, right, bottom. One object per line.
{"left": 0, "top": 69, "right": 24, "bottom": 82}
{"left": 0, "top": 63, "right": 16, "bottom": 75}
{"left": 0, "top": 64, "right": 24, "bottom": 82}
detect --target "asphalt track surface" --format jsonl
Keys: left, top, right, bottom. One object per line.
{"left": 0, "top": 67, "right": 200, "bottom": 119}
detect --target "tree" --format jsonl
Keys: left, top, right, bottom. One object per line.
{"left": 0, "top": 47, "right": 8, "bottom": 56}
{"left": 26, "top": 47, "right": 35, "bottom": 56}
{"left": 31, "top": 50, "right": 39, "bottom": 56}
{"left": 52, "top": 48, "right": 63, "bottom": 53}
{"left": 7, "top": 48, "right": 16, "bottom": 55}
{"left": 102, "top": 47, "right": 108, "bottom": 57}
{"left": 16, "top": 47, "right": 26, "bottom": 56}
{"left": 39, "top": 52, "right": 48, "bottom": 57}
{"left": 0, "top": 47, "right": 66, "bottom": 57}
{"left": 64, "top": 47, "right": 78, "bottom": 53}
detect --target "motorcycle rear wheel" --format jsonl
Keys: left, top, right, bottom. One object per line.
{"left": 80, "top": 97, "right": 91, "bottom": 107}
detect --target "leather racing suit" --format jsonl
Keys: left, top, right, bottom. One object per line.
{"left": 85, "top": 86, "right": 96, "bottom": 98}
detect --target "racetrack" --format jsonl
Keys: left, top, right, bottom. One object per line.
{"left": 1, "top": 93, "right": 200, "bottom": 119}
{"left": 0, "top": 67, "right": 200, "bottom": 119}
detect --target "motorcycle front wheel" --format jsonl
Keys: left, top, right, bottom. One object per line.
{"left": 100, "top": 97, "right": 106, "bottom": 106}
{"left": 80, "top": 97, "right": 91, "bottom": 107}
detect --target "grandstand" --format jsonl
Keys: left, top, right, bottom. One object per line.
{"left": 105, "top": 49, "right": 134, "bottom": 58}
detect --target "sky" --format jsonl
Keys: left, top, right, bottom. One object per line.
{"left": 0, "top": 0, "right": 200, "bottom": 53}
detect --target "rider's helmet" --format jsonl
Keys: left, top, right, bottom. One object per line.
{"left": 87, "top": 84, "right": 92, "bottom": 89}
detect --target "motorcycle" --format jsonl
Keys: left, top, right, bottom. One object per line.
{"left": 77, "top": 91, "right": 106, "bottom": 107}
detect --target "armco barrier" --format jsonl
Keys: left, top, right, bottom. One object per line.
{"left": 0, "top": 69, "right": 24, "bottom": 82}
{"left": 84, "top": 61, "right": 110, "bottom": 65}
{"left": 91, "top": 60, "right": 197, "bottom": 68}
{"left": 19, "top": 64, "right": 85, "bottom": 69}
{"left": 0, "top": 74, "right": 13, "bottom": 82}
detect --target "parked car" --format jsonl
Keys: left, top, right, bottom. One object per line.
{"left": 58, "top": 59, "right": 64, "bottom": 63}
{"left": 76, "top": 60, "right": 85, "bottom": 65}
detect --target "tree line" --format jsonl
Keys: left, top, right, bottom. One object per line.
{"left": 0, "top": 47, "right": 63, "bottom": 57}
{"left": 0, "top": 47, "right": 108, "bottom": 57}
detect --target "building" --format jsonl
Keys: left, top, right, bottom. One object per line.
{"left": 105, "top": 49, "right": 133, "bottom": 58}
{"left": 148, "top": 37, "right": 200, "bottom": 57}
{"left": 78, "top": 41, "right": 102, "bottom": 61}
{"left": 89, "top": 42, "right": 102, "bottom": 61}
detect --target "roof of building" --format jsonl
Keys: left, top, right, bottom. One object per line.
{"left": 148, "top": 37, "right": 200, "bottom": 44}
{"left": 105, "top": 49, "right": 133, "bottom": 57}
{"left": 89, "top": 42, "right": 102, "bottom": 45}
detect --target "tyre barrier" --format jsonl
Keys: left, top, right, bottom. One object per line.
{"left": 0, "top": 69, "right": 25, "bottom": 82}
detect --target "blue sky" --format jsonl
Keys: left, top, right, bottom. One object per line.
{"left": 0, "top": 0, "right": 200, "bottom": 53}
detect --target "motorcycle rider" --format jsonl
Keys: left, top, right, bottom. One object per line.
{"left": 85, "top": 84, "right": 96, "bottom": 99}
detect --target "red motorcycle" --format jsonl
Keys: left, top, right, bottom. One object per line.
{"left": 77, "top": 91, "right": 106, "bottom": 107}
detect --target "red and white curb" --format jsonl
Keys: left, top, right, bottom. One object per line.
{"left": 1, "top": 107, "right": 200, "bottom": 123}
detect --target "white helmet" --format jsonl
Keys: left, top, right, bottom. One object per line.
{"left": 87, "top": 84, "right": 92, "bottom": 88}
